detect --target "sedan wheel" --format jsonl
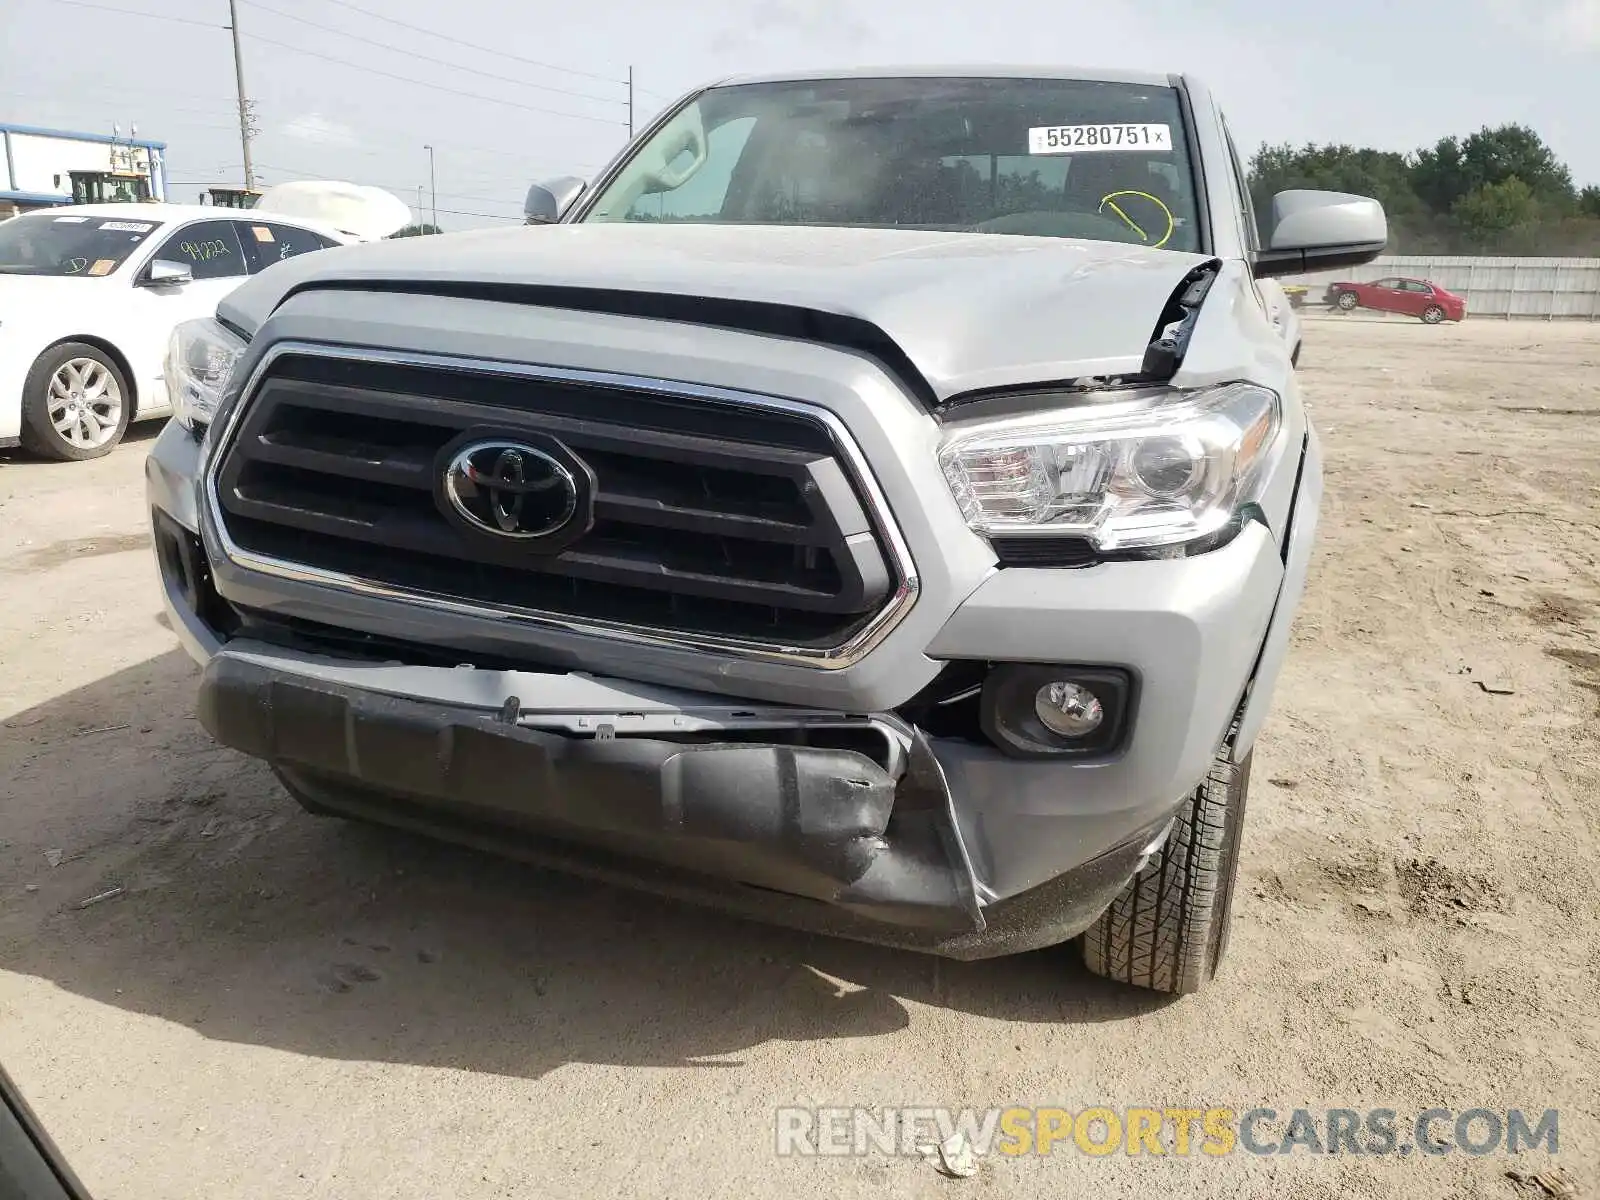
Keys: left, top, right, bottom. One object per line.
{"left": 1421, "top": 304, "right": 1446, "bottom": 324}
{"left": 49, "top": 359, "right": 123, "bottom": 450}
{"left": 1336, "top": 291, "right": 1359, "bottom": 311}
{"left": 19, "top": 342, "right": 133, "bottom": 462}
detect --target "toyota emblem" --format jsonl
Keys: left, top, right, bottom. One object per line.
{"left": 441, "top": 439, "right": 581, "bottom": 540}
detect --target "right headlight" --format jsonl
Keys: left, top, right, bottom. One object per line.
{"left": 166, "top": 317, "right": 246, "bottom": 433}
{"left": 937, "top": 382, "right": 1281, "bottom": 553}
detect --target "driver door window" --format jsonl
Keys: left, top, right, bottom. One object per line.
{"left": 151, "top": 220, "right": 247, "bottom": 281}
{"left": 625, "top": 117, "right": 756, "bottom": 221}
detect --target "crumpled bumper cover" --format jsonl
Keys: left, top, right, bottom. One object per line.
{"left": 196, "top": 652, "right": 1161, "bottom": 958}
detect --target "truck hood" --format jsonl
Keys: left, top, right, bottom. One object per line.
{"left": 219, "top": 223, "right": 1215, "bottom": 400}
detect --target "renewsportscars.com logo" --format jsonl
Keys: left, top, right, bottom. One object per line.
{"left": 775, "top": 1106, "right": 1560, "bottom": 1159}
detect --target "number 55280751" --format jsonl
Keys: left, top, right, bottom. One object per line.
{"left": 1028, "top": 123, "right": 1172, "bottom": 155}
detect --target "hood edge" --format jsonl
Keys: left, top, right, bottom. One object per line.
{"left": 274, "top": 276, "right": 950, "bottom": 409}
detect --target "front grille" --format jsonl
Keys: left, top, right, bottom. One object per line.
{"left": 210, "top": 351, "right": 906, "bottom": 650}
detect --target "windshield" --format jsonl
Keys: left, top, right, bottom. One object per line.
{"left": 0, "top": 211, "right": 162, "bottom": 277}
{"left": 582, "top": 76, "right": 1202, "bottom": 252}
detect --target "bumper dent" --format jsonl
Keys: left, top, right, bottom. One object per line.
{"left": 199, "top": 652, "right": 984, "bottom": 934}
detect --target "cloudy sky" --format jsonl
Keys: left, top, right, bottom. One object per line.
{"left": 3, "top": 0, "right": 1597, "bottom": 229}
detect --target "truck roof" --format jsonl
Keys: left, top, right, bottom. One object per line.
{"left": 712, "top": 63, "right": 1182, "bottom": 89}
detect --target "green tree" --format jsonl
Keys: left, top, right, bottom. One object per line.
{"left": 1413, "top": 124, "right": 1575, "bottom": 215}
{"left": 390, "top": 223, "right": 443, "bottom": 237}
{"left": 1450, "top": 176, "right": 1540, "bottom": 248}
{"left": 1248, "top": 122, "right": 1598, "bottom": 255}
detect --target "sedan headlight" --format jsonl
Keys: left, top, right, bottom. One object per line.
{"left": 166, "top": 317, "right": 246, "bottom": 432}
{"left": 938, "top": 382, "right": 1281, "bottom": 552}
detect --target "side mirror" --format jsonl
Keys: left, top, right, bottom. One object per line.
{"left": 523, "top": 176, "right": 586, "bottom": 225}
{"left": 144, "top": 258, "right": 194, "bottom": 286}
{"left": 1253, "top": 189, "right": 1387, "bottom": 278}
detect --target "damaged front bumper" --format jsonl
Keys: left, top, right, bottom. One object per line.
{"left": 195, "top": 646, "right": 1173, "bottom": 959}
{"left": 147, "top": 395, "right": 1308, "bottom": 959}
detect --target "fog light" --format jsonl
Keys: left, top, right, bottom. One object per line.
{"left": 979, "top": 664, "right": 1135, "bottom": 759}
{"left": 1034, "top": 681, "right": 1104, "bottom": 737}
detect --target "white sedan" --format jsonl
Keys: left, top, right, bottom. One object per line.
{"left": 0, "top": 202, "right": 363, "bottom": 460}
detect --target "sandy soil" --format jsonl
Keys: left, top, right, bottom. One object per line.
{"left": 1, "top": 316, "right": 1597, "bottom": 1199}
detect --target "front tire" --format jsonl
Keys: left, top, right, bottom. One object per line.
{"left": 1081, "top": 746, "right": 1253, "bottom": 994}
{"left": 1335, "top": 291, "right": 1359, "bottom": 311}
{"left": 1421, "top": 304, "right": 1445, "bottom": 324}
{"left": 19, "top": 343, "right": 132, "bottom": 462}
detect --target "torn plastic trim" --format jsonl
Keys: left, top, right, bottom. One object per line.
{"left": 197, "top": 650, "right": 986, "bottom": 931}
{"left": 930, "top": 258, "right": 1223, "bottom": 420}
{"left": 1139, "top": 258, "right": 1221, "bottom": 380}
{"left": 514, "top": 709, "right": 914, "bottom": 780}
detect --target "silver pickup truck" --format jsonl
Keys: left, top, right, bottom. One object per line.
{"left": 147, "top": 66, "right": 1385, "bottom": 996}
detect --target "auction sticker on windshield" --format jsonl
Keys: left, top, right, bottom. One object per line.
{"left": 1029, "top": 124, "right": 1172, "bottom": 154}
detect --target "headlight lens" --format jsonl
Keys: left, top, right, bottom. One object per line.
{"left": 166, "top": 317, "right": 246, "bottom": 432}
{"left": 937, "top": 382, "right": 1281, "bottom": 551}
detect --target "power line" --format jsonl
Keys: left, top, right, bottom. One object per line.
{"left": 0, "top": 88, "right": 588, "bottom": 173}
{"left": 28, "top": 0, "right": 624, "bottom": 129}
{"left": 257, "top": 108, "right": 585, "bottom": 166}
{"left": 315, "top": 0, "right": 628, "bottom": 87}
{"left": 254, "top": 161, "right": 523, "bottom": 208}
{"left": 251, "top": 164, "right": 518, "bottom": 220}
{"left": 40, "top": 0, "right": 222, "bottom": 28}
{"left": 434, "top": 207, "right": 522, "bottom": 221}
{"left": 0, "top": 83, "right": 236, "bottom": 113}
{"left": 375, "top": 185, "right": 523, "bottom": 207}
{"left": 242, "top": 31, "right": 628, "bottom": 127}
{"left": 238, "top": 0, "right": 625, "bottom": 109}
{"left": 268, "top": 138, "right": 521, "bottom": 169}
{"left": 0, "top": 89, "right": 236, "bottom": 124}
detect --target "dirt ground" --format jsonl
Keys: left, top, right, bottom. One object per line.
{"left": 1, "top": 315, "right": 1597, "bottom": 1200}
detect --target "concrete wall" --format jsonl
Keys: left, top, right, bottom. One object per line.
{"left": 1286, "top": 256, "right": 1600, "bottom": 319}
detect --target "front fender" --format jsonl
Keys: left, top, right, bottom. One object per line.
{"left": 1230, "top": 424, "right": 1324, "bottom": 761}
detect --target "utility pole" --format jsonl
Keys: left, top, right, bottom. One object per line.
{"left": 226, "top": 0, "right": 255, "bottom": 191}
{"left": 416, "top": 185, "right": 424, "bottom": 223}
{"left": 627, "top": 66, "right": 634, "bottom": 140}
{"left": 424, "top": 144, "right": 437, "bottom": 231}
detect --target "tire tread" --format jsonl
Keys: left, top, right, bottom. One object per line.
{"left": 1082, "top": 748, "right": 1252, "bottom": 994}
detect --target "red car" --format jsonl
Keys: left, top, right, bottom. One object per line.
{"left": 1325, "top": 276, "right": 1467, "bottom": 324}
